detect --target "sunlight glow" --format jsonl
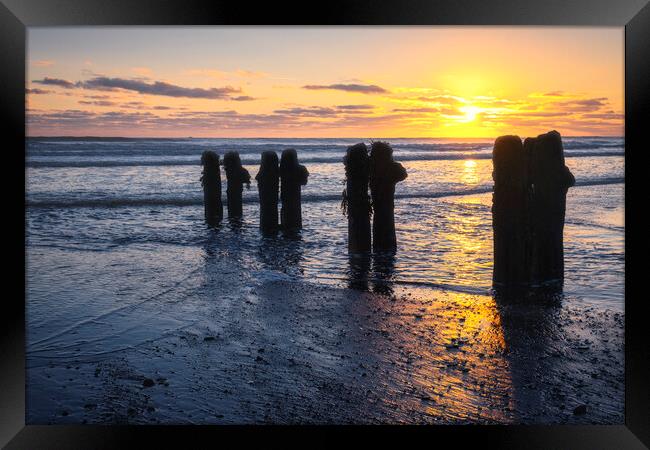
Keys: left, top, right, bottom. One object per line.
{"left": 458, "top": 106, "right": 482, "bottom": 123}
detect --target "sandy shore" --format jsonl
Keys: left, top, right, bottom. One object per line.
{"left": 27, "top": 275, "right": 623, "bottom": 425}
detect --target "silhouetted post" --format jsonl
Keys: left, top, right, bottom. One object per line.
{"left": 223, "top": 151, "right": 251, "bottom": 219}
{"left": 200, "top": 150, "right": 222, "bottom": 225}
{"left": 492, "top": 135, "right": 529, "bottom": 286}
{"left": 525, "top": 130, "right": 575, "bottom": 285}
{"left": 280, "top": 149, "right": 309, "bottom": 231}
{"left": 256, "top": 151, "right": 280, "bottom": 232}
{"left": 369, "top": 142, "right": 407, "bottom": 252}
{"left": 343, "top": 143, "right": 371, "bottom": 253}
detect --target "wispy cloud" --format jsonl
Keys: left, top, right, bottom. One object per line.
{"left": 230, "top": 95, "right": 257, "bottom": 101}
{"left": 31, "top": 60, "right": 55, "bottom": 67}
{"left": 26, "top": 88, "right": 52, "bottom": 95}
{"left": 79, "top": 100, "right": 117, "bottom": 107}
{"left": 302, "top": 83, "right": 388, "bottom": 94}
{"left": 336, "top": 104, "right": 375, "bottom": 110}
{"left": 33, "top": 76, "right": 246, "bottom": 100}
{"left": 392, "top": 107, "right": 440, "bottom": 113}
{"left": 273, "top": 106, "right": 338, "bottom": 117}
{"left": 80, "top": 77, "right": 241, "bottom": 99}
{"left": 33, "top": 77, "right": 77, "bottom": 89}
{"left": 27, "top": 106, "right": 409, "bottom": 134}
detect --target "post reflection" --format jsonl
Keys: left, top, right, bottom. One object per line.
{"left": 372, "top": 252, "right": 396, "bottom": 295}
{"left": 257, "top": 230, "right": 305, "bottom": 277}
{"left": 347, "top": 252, "right": 371, "bottom": 291}
{"left": 346, "top": 251, "right": 396, "bottom": 295}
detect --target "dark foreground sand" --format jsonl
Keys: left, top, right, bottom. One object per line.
{"left": 28, "top": 276, "right": 623, "bottom": 425}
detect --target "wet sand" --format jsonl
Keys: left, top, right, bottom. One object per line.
{"left": 27, "top": 278, "right": 623, "bottom": 424}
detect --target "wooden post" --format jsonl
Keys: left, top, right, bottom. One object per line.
{"left": 343, "top": 143, "right": 371, "bottom": 253}
{"left": 369, "top": 142, "right": 407, "bottom": 252}
{"left": 525, "top": 130, "right": 575, "bottom": 285}
{"left": 492, "top": 130, "right": 575, "bottom": 288}
{"left": 492, "top": 135, "right": 529, "bottom": 286}
{"left": 223, "top": 151, "right": 251, "bottom": 219}
{"left": 255, "top": 151, "right": 279, "bottom": 233}
{"left": 200, "top": 150, "right": 222, "bottom": 225}
{"left": 280, "top": 149, "right": 309, "bottom": 231}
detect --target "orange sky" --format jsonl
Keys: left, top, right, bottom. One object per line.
{"left": 26, "top": 27, "right": 624, "bottom": 138}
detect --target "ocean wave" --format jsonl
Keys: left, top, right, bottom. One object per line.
{"left": 26, "top": 150, "right": 624, "bottom": 168}
{"left": 25, "top": 177, "right": 624, "bottom": 209}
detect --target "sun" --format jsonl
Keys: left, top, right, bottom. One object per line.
{"left": 458, "top": 105, "right": 482, "bottom": 122}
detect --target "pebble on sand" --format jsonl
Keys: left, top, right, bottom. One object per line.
{"left": 573, "top": 404, "right": 587, "bottom": 415}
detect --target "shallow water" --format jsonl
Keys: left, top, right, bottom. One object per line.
{"left": 25, "top": 137, "right": 624, "bottom": 423}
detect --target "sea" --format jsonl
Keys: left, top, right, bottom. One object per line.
{"left": 25, "top": 136, "right": 625, "bottom": 411}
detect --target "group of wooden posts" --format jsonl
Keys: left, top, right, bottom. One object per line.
{"left": 201, "top": 130, "right": 575, "bottom": 288}
{"left": 201, "top": 148, "right": 309, "bottom": 231}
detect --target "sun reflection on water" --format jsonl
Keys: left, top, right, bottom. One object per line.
{"left": 461, "top": 159, "right": 480, "bottom": 185}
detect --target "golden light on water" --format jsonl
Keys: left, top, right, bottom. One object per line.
{"left": 461, "top": 159, "right": 480, "bottom": 185}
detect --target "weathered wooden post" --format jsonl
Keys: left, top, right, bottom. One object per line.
{"left": 343, "top": 143, "right": 371, "bottom": 253}
{"left": 223, "top": 151, "right": 251, "bottom": 219}
{"left": 491, "top": 135, "right": 529, "bottom": 286}
{"left": 200, "top": 150, "right": 222, "bottom": 225}
{"left": 255, "top": 151, "right": 280, "bottom": 232}
{"left": 492, "top": 130, "right": 575, "bottom": 288}
{"left": 280, "top": 149, "right": 309, "bottom": 231}
{"left": 525, "top": 130, "right": 575, "bottom": 285}
{"left": 369, "top": 141, "right": 407, "bottom": 252}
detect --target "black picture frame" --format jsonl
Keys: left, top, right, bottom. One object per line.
{"left": 1, "top": 0, "right": 648, "bottom": 447}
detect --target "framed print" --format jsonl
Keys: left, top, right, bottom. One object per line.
{"left": 1, "top": 0, "right": 648, "bottom": 447}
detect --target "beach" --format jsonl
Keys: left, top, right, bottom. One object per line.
{"left": 25, "top": 137, "right": 624, "bottom": 424}
{"left": 26, "top": 275, "right": 623, "bottom": 424}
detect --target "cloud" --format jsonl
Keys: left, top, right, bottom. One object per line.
{"left": 32, "top": 60, "right": 55, "bottom": 67}
{"left": 302, "top": 83, "right": 387, "bottom": 94}
{"left": 26, "top": 88, "right": 52, "bottom": 95}
{"left": 78, "top": 100, "right": 117, "bottom": 107}
{"left": 27, "top": 106, "right": 409, "bottom": 134}
{"left": 273, "top": 106, "right": 338, "bottom": 117}
{"left": 392, "top": 107, "right": 440, "bottom": 113}
{"left": 415, "top": 95, "right": 465, "bottom": 105}
{"left": 336, "top": 104, "right": 375, "bottom": 110}
{"left": 230, "top": 95, "right": 257, "bottom": 101}
{"left": 79, "top": 77, "right": 241, "bottom": 99}
{"left": 35, "top": 75, "right": 246, "bottom": 100}
{"left": 33, "top": 77, "right": 78, "bottom": 89}
{"left": 120, "top": 101, "right": 147, "bottom": 109}
{"left": 84, "top": 94, "right": 112, "bottom": 100}
{"left": 582, "top": 112, "right": 624, "bottom": 120}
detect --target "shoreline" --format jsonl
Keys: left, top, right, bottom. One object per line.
{"left": 27, "top": 278, "right": 624, "bottom": 424}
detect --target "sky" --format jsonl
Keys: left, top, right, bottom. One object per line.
{"left": 26, "top": 27, "right": 624, "bottom": 138}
